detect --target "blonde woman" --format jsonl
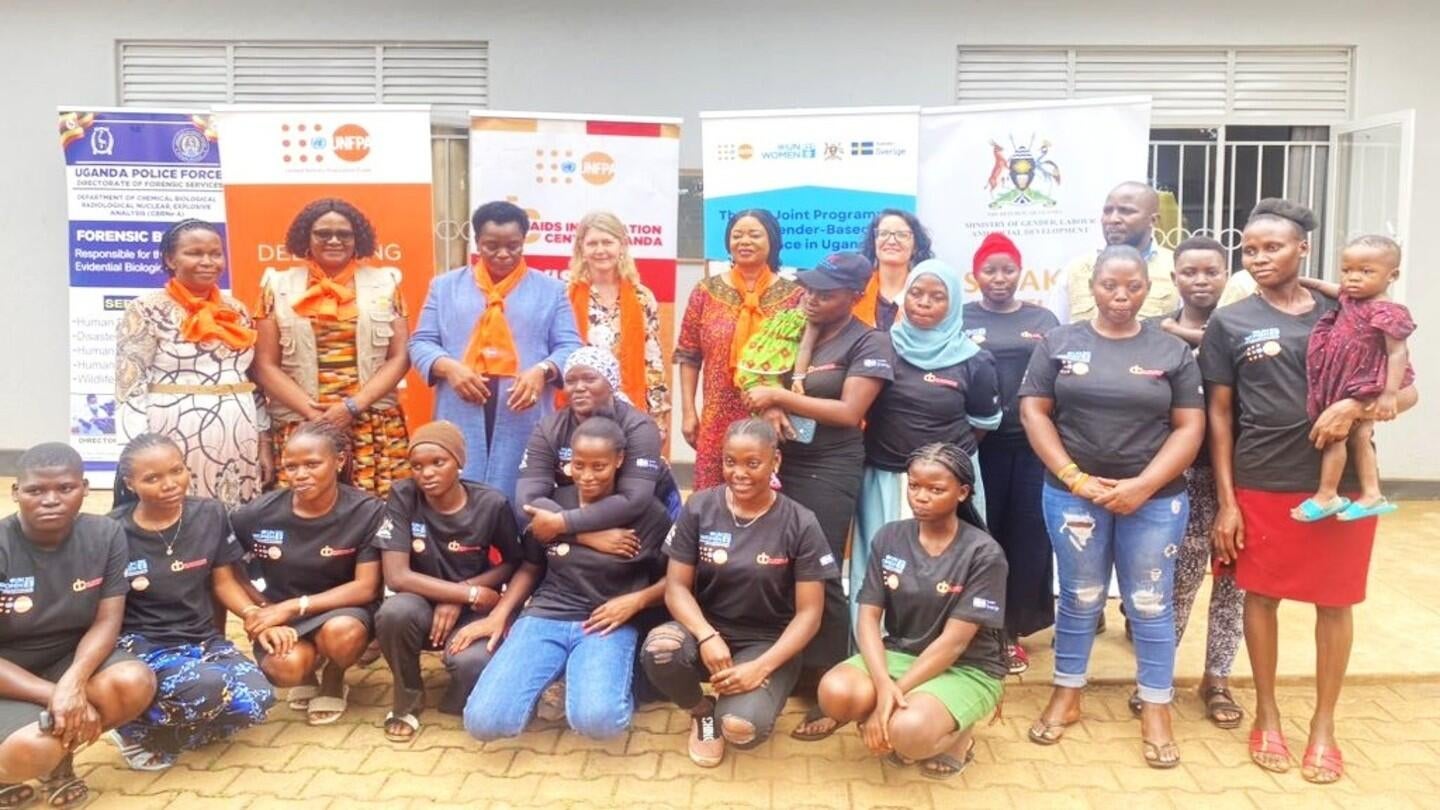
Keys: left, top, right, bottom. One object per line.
{"left": 566, "top": 211, "right": 669, "bottom": 435}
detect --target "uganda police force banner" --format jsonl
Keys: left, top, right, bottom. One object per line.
{"left": 918, "top": 96, "right": 1153, "bottom": 314}
{"left": 700, "top": 107, "right": 920, "bottom": 270}
{"left": 212, "top": 104, "right": 436, "bottom": 427}
{"left": 59, "top": 108, "right": 223, "bottom": 486}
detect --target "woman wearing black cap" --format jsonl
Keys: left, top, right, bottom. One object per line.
{"left": 743, "top": 251, "right": 894, "bottom": 740}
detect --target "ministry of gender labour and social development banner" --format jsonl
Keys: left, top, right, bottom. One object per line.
{"left": 59, "top": 108, "right": 224, "bottom": 486}
{"left": 467, "top": 111, "right": 682, "bottom": 345}
{"left": 918, "top": 96, "right": 1153, "bottom": 315}
{"left": 213, "top": 104, "right": 436, "bottom": 427}
{"left": 700, "top": 107, "right": 920, "bottom": 270}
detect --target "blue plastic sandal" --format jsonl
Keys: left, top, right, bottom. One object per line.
{"left": 1336, "top": 498, "right": 1399, "bottom": 522}
{"left": 1292, "top": 497, "right": 1350, "bottom": 523}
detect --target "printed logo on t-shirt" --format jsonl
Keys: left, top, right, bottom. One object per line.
{"left": 819, "top": 553, "right": 835, "bottom": 567}
{"left": 447, "top": 540, "right": 483, "bottom": 554}
{"left": 1, "top": 576, "right": 35, "bottom": 595}
{"left": 634, "top": 457, "right": 660, "bottom": 470}
{"left": 935, "top": 581, "right": 964, "bottom": 595}
{"left": 881, "top": 555, "right": 908, "bottom": 575}
{"left": 253, "top": 529, "right": 285, "bottom": 559}
{"left": 550, "top": 542, "right": 571, "bottom": 557}
{"left": 71, "top": 576, "right": 104, "bottom": 593}
{"left": 1, "top": 577, "right": 36, "bottom": 612}
{"left": 922, "top": 372, "right": 959, "bottom": 389}
{"left": 375, "top": 518, "right": 394, "bottom": 541}
{"left": 410, "top": 522, "right": 428, "bottom": 538}
{"left": 1020, "top": 330, "right": 1046, "bottom": 341}
{"left": 806, "top": 362, "right": 841, "bottom": 374}
{"left": 755, "top": 552, "right": 790, "bottom": 566}
{"left": 965, "top": 328, "right": 986, "bottom": 344}
{"left": 319, "top": 545, "right": 357, "bottom": 558}
{"left": 1128, "top": 365, "right": 1166, "bottom": 378}
{"left": 170, "top": 558, "right": 208, "bottom": 574}
{"left": 885, "top": 573, "right": 901, "bottom": 590}
{"left": 972, "top": 596, "right": 1000, "bottom": 612}
{"left": 1240, "top": 328, "right": 1283, "bottom": 363}
{"left": 699, "top": 531, "right": 732, "bottom": 549}
{"left": 558, "top": 447, "right": 573, "bottom": 463}
{"left": 862, "top": 358, "right": 891, "bottom": 371}
{"left": 124, "top": 560, "right": 149, "bottom": 578}
{"left": 1056, "top": 351, "right": 1092, "bottom": 376}
{"left": 699, "top": 530, "right": 732, "bottom": 565}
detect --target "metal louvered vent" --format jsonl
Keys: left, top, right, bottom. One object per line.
{"left": 118, "top": 41, "right": 488, "bottom": 110}
{"left": 958, "top": 46, "right": 1352, "bottom": 122}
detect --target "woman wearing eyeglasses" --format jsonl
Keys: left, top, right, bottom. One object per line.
{"left": 853, "top": 210, "right": 935, "bottom": 331}
{"left": 252, "top": 198, "right": 413, "bottom": 497}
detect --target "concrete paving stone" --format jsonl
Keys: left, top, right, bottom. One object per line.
{"left": 88, "top": 792, "right": 178, "bottom": 810}
{"left": 285, "top": 743, "right": 370, "bottom": 773}
{"left": 729, "top": 753, "right": 807, "bottom": 783}
{"left": 1035, "top": 760, "right": 1122, "bottom": 791}
{"left": 160, "top": 792, "right": 253, "bottom": 810}
{"left": 79, "top": 764, "right": 165, "bottom": 795}
{"left": 1083, "top": 789, "right": 1179, "bottom": 809}
{"left": 456, "top": 771, "right": 543, "bottom": 803}
{"left": 239, "top": 798, "right": 318, "bottom": 810}
{"left": 508, "top": 748, "right": 586, "bottom": 776}
{"left": 357, "top": 745, "right": 443, "bottom": 775}
{"left": 533, "top": 775, "right": 617, "bottom": 803}
{"left": 375, "top": 770, "right": 465, "bottom": 801}
{"left": 583, "top": 749, "right": 661, "bottom": 779}
{"left": 925, "top": 785, "right": 1019, "bottom": 810}
{"left": 1111, "top": 760, "right": 1204, "bottom": 792}
{"left": 1181, "top": 761, "right": 1287, "bottom": 793}
{"left": 209, "top": 743, "right": 303, "bottom": 772}
{"left": 631, "top": 706, "right": 676, "bottom": 733}
{"left": 146, "top": 765, "right": 242, "bottom": 796}
{"left": 429, "top": 747, "right": 513, "bottom": 776}
{"left": 296, "top": 769, "right": 389, "bottom": 800}
{"left": 810, "top": 754, "right": 886, "bottom": 785}
{"left": 218, "top": 767, "right": 316, "bottom": 798}
{"left": 226, "top": 721, "right": 287, "bottom": 747}
{"left": 846, "top": 778, "right": 935, "bottom": 810}
{"left": 771, "top": 778, "right": 850, "bottom": 810}
{"left": 690, "top": 775, "right": 770, "bottom": 809}
{"left": 478, "top": 727, "right": 562, "bottom": 753}
{"left": 552, "top": 728, "right": 630, "bottom": 755}
{"left": 1168, "top": 789, "right": 1257, "bottom": 809}
{"left": 657, "top": 750, "right": 735, "bottom": 780}
{"left": 406, "top": 725, "right": 479, "bottom": 750}
{"left": 954, "top": 760, "right": 1041, "bottom": 790}
{"left": 627, "top": 728, "right": 689, "bottom": 755}
{"left": 613, "top": 774, "right": 695, "bottom": 807}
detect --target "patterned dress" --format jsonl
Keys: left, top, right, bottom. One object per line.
{"left": 581, "top": 283, "right": 670, "bottom": 419}
{"left": 116, "top": 292, "right": 264, "bottom": 509}
{"left": 675, "top": 275, "right": 803, "bottom": 490}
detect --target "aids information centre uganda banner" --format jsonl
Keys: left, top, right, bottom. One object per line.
{"left": 918, "top": 96, "right": 1152, "bottom": 313}
{"left": 60, "top": 108, "right": 223, "bottom": 486}
{"left": 700, "top": 107, "right": 919, "bottom": 270}
{"left": 214, "top": 104, "right": 435, "bottom": 427}
{"left": 468, "top": 111, "right": 682, "bottom": 341}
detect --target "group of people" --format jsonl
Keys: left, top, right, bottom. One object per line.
{"left": 0, "top": 182, "right": 1415, "bottom": 805}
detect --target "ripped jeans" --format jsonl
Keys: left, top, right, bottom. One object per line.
{"left": 1041, "top": 483, "right": 1189, "bottom": 704}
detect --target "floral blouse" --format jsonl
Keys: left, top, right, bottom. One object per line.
{"left": 583, "top": 283, "right": 670, "bottom": 419}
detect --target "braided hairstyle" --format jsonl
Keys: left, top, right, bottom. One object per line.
{"left": 724, "top": 416, "right": 780, "bottom": 451}
{"left": 159, "top": 219, "right": 222, "bottom": 276}
{"left": 908, "top": 442, "right": 987, "bottom": 531}
{"left": 572, "top": 415, "right": 627, "bottom": 455}
{"left": 1091, "top": 244, "right": 1149, "bottom": 284}
{"left": 284, "top": 198, "right": 377, "bottom": 260}
{"left": 113, "top": 433, "right": 184, "bottom": 509}
{"left": 284, "top": 420, "right": 352, "bottom": 484}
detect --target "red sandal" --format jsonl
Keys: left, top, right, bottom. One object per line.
{"left": 1248, "top": 728, "right": 1293, "bottom": 773}
{"left": 1302, "top": 743, "right": 1344, "bottom": 784}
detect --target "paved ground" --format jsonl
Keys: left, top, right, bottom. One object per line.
{"left": 12, "top": 488, "right": 1440, "bottom": 807}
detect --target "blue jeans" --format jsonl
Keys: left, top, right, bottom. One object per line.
{"left": 463, "top": 615, "right": 638, "bottom": 740}
{"left": 1041, "top": 483, "right": 1189, "bottom": 704}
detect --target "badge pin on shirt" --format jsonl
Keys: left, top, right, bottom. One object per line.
{"left": 412, "top": 539, "right": 426, "bottom": 553}
{"left": 132, "top": 576, "right": 150, "bottom": 592}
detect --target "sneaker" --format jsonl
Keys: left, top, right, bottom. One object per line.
{"left": 536, "top": 680, "right": 566, "bottom": 722}
{"left": 1006, "top": 643, "right": 1030, "bottom": 676}
{"left": 689, "top": 706, "right": 725, "bottom": 768}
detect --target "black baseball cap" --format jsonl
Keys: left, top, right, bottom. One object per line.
{"left": 795, "top": 252, "right": 873, "bottom": 292}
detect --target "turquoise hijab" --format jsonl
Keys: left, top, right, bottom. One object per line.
{"left": 889, "top": 258, "right": 980, "bottom": 370}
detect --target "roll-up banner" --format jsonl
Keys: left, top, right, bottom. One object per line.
{"left": 59, "top": 108, "right": 224, "bottom": 486}
{"left": 918, "top": 96, "right": 1153, "bottom": 314}
{"left": 467, "top": 110, "right": 682, "bottom": 347}
{"left": 700, "top": 107, "right": 920, "bottom": 271}
{"left": 213, "top": 104, "right": 436, "bottom": 427}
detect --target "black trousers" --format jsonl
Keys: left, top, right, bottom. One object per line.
{"left": 375, "top": 592, "right": 493, "bottom": 716}
{"left": 779, "top": 450, "right": 863, "bottom": 671}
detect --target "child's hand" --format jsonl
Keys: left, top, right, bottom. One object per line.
{"left": 1370, "top": 392, "right": 1399, "bottom": 421}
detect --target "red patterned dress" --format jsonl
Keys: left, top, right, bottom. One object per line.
{"left": 1305, "top": 295, "right": 1416, "bottom": 421}
{"left": 675, "top": 275, "right": 803, "bottom": 490}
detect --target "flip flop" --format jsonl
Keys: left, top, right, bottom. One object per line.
{"left": 1302, "top": 743, "right": 1345, "bottom": 784}
{"left": 1291, "top": 497, "right": 1350, "bottom": 523}
{"left": 306, "top": 685, "right": 351, "bottom": 726}
{"left": 1142, "top": 739, "right": 1181, "bottom": 769}
{"left": 920, "top": 741, "right": 976, "bottom": 780}
{"left": 287, "top": 684, "right": 320, "bottom": 711}
{"left": 1027, "top": 715, "right": 1076, "bottom": 746}
{"left": 39, "top": 757, "right": 87, "bottom": 810}
{"left": 383, "top": 711, "right": 421, "bottom": 743}
{"left": 882, "top": 752, "right": 914, "bottom": 768}
{"left": 0, "top": 783, "right": 35, "bottom": 810}
{"left": 1336, "top": 498, "right": 1399, "bottom": 522}
{"left": 1249, "top": 728, "right": 1293, "bottom": 773}
{"left": 790, "top": 706, "right": 844, "bottom": 741}
{"left": 1201, "top": 685, "right": 1244, "bottom": 729}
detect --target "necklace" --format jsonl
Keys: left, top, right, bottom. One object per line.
{"left": 726, "top": 489, "right": 775, "bottom": 529}
{"left": 137, "top": 508, "right": 184, "bottom": 556}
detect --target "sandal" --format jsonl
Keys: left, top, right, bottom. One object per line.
{"left": 1201, "top": 685, "right": 1244, "bottom": 729}
{"left": 1142, "top": 738, "right": 1181, "bottom": 769}
{"left": 790, "top": 706, "right": 843, "bottom": 741}
{"left": 1248, "top": 728, "right": 1293, "bottom": 773}
{"left": 105, "top": 730, "right": 176, "bottom": 771}
{"left": 0, "top": 783, "right": 35, "bottom": 810}
{"left": 39, "top": 758, "right": 87, "bottom": 810}
{"left": 383, "top": 712, "right": 420, "bottom": 743}
{"left": 1302, "top": 743, "right": 1345, "bottom": 784}
{"left": 882, "top": 751, "right": 914, "bottom": 768}
{"left": 1005, "top": 643, "right": 1030, "bottom": 676}
{"left": 1027, "top": 713, "right": 1078, "bottom": 746}
{"left": 306, "top": 685, "right": 350, "bottom": 726}
{"left": 287, "top": 684, "right": 320, "bottom": 711}
{"left": 1336, "top": 498, "right": 1399, "bottom": 522}
{"left": 920, "top": 741, "right": 976, "bottom": 780}
{"left": 1291, "top": 497, "right": 1350, "bottom": 523}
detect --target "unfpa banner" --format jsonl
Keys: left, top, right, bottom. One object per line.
{"left": 58, "top": 108, "right": 224, "bottom": 485}
{"left": 700, "top": 107, "right": 919, "bottom": 269}
{"left": 467, "top": 111, "right": 682, "bottom": 301}
{"left": 918, "top": 97, "right": 1152, "bottom": 313}
{"left": 213, "top": 104, "right": 435, "bottom": 427}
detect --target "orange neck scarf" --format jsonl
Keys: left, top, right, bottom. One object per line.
{"left": 728, "top": 265, "right": 776, "bottom": 372}
{"left": 569, "top": 279, "right": 649, "bottom": 409}
{"left": 852, "top": 275, "right": 880, "bottom": 328}
{"left": 291, "top": 261, "right": 358, "bottom": 321}
{"left": 461, "top": 258, "right": 529, "bottom": 378}
{"left": 165, "top": 279, "right": 256, "bottom": 351}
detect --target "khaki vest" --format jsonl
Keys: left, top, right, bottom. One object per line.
{"left": 261, "top": 265, "right": 402, "bottom": 422}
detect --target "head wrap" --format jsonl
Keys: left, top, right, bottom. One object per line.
{"left": 890, "top": 259, "right": 981, "bottom": 370}
{"left": 563, "top": 346, "right": 629, "bottom": 403}
{"left": 410, "top": 420, "right": 466, "bottom": 467}
{"left": 972, "top": 232, "right": 1022, "bottom": 276}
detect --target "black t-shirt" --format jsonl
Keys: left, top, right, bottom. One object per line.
{"left": 874, "top": 296, "right": 899, "bottom": 332}
{"left": 522, "top": 487, "right": 672, "bottom": 622}
{"left": 0, "top": 514, "right": 128, "bottom": 667}
{"left": 1019, "top": 321, "right": 1205, "bottom": 496}
{"left": 790, "top": 317, "right": 895, "bottom": 463}
{"left": 664, "top": 488, "right": 839, "bottom": 646}
{"left": 963, "top": 302, "right": 1059, "bottom": 438}
{"left": 1199, "top": 291, "right": 1353, "bottom": 492}
{"left": 857, "top": 519, "right": 1009, "bottom": 679}
{"left": 864, "top": 353, "right": 1001, "bottom": 470}
{"left": 230, "top": 485, "right": 384, "bottom": 602}
{"left": 374, "top": 479, "right": 521, "bottom": 584}
{"left": 110, "top": 497, "right": 243, "bottom": 645}
{"left": 1144, "top": 309, "right": 1215, "bottom": 469}
{"left": 514, "top": 399, "right": 672, "bottom": 533}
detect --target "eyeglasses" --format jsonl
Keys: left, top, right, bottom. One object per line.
{"left": 311, "top": 229, "right": 356, "bottom": 243}
{"left": 876, "top": 230, "right": 914, "bottom": 243}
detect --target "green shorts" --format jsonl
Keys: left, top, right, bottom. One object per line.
{"left": 842, "top": 650, "right": 1003, "bottom": 730}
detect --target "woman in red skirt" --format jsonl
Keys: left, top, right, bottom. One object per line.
{"left": 1199, "top": 199, "right": 1419, "bottom": 784}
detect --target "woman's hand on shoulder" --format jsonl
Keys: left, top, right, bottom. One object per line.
{"left": 522, "top": 504, "right": 568, "bottom": 542}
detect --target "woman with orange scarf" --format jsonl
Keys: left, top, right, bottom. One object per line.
{"left": 675, "top": 209, "right": 803, "bottom": 489}
{"left": 566, "top": 211, "right": 669, "bottom": 435}
{"left": 116, "top": 219, "right": 266, "bottom": 508}
{"left": 852, "top": 209, "right": 935, "bottom": 331}
{"left": 251, "top": 198, "right": 412, "bottom": 497}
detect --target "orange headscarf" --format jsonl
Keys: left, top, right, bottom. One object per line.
{"left": 290, "top": 261, "right": 358, "bottom": 321}
{"left": 852, "top": 274, "right": 881, "bottom": 328}
{"left": 568, "top": 280, "right": 649, "bottom": 409}
{"left": 727, "top": 266, "right": 776, "bottom": 372}
{"left": 461, "top": 258, "right": 529, "bottom": 378}
{"left": 165, "top": 279, "right": 257, "bottom": 351}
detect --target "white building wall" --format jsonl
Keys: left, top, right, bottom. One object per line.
{"left": 3, "top": 0, "right": 1437, "bottom": 477}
